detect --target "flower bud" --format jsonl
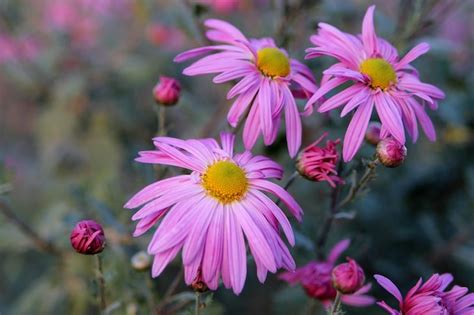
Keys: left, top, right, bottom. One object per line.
{"left": 153, "top": 76, "right": 181, "bottom": 106}
{"left": 296, "top": 133, "right": 343, "bottom": 187}
{"left": 70, "top": 220, "right": 105, "bottom": 255}
{"left": 131, "top": 251, "right": 152, "bottom": 271}
{"left": 365, "top": 122, "right": 382, "bottom": 145}
{"left": 190, "top": 272, "right": 208, "bottom": 293}
{"left": 331, "top": 258, "right": 365, "bottom": 294}
{"left": 376, "top": 137, "right": 407, "bottom": 168}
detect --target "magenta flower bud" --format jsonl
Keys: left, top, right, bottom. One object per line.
{"left": 70, "top": 220, "right": 106, "bottom": 255}
{"left": 296, "top": 133, "right": 343, "bottom": 187}
{"left": 376, "top": 137, "right": 407, "bottom": 168}
{"left": 365, "top": 122, "right": 382, "bottom": 145}
{"left": 153, "top": 76, "right": 181, "bottom": 106}
{"left": 331, "top": 258, "right": 365, "bottom": 294}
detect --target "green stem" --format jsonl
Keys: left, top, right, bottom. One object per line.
{"left": 329, "top": 292, "right": 342, "bottom": 315}
{"left": 96, "top": 255, "right": 106, "bottom": 311}
{"left": 194, "top": 292, "right": 200, "bottom": 315}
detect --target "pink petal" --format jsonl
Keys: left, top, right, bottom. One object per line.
{"left": 342, "top": 97, "right": 374, "bottom": 161}
{"left": 242, "top": 98, "right": 261, "bottom": 150}
{"left": 374, "top": 274, "right": 403, "bottom": 303}
{"left": 258, "top": 78, "right": 274, "bottom": 144}
{"left": 306, "top": 77, "right": 348, "bottom": 114}
{"left": 224, "top": 207, "right": 247, "bottom": 294}
{"left": 362, "top": 5, "right": 378, "bottom": 56}
{"left": 282, "top": 86, "right": 302, "bottom": 157}
{"left": 396, "top": 43, "right": 430, "bottom": 70}
{"left": 374, "top": 93, "right": 406, "bottom": 144}
{"left": 327, "top": 239, "right": 350, "bottom": 264}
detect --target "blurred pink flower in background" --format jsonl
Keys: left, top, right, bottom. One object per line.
{"left": 0, "top": 34, "right": 41, "bottom": 64}
{"left": 305, "top": 5, "right": 444, "bottom": 161}
{"left": 375, "top": 273, "right": 474, "bottom": 314}
{"left": 296, "top": 133, "right": 343, "bottom": 187}
{"left": 125, "top": 132, "right": 303, "bottom": 294}
{"left": 279, "top": 239, "right": 375, "bottom": 308}
{"left": 196, "top": 0, "right": 240, "bottom": 14}
{"left": 146, "top": 23, "right": 186, "bottom": 51}
{"left": 175, "top": 19, "right": 317, "bottom": 157}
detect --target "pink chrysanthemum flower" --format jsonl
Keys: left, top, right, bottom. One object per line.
{"left": 174, "top": 19, "right": 317, "bottom": 157}
{"left": 375, "top": 273, "right": 474, "bottom": 314}
{"left": 305, "top": 5, "right": 445, "bottom": 161}
{"left": 296, "top": 133, "right": 343, "bottom": 187}
{"left": 124, "top": 132, "right": 303, "bottom": 295}
{"left": 279, "top": 239, "right": 375, "bottom": 308}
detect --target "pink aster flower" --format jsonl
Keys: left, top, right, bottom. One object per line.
{"left": 174, "top": 19, "right": 317, "bottom": 157}
{"left": 296, "top": 132, "right": 343, "bottom": 187}
{"left": 124, "top": 132, "right": 303, "bottom": 295}
{"left": 279, "top": 239, "right": 375, "bottom": 308}
{"left": 375, "top": 273, "right": 474, "bottom": 315}
{"left": 305, "top": 5, "right": 445, "bottom": 161}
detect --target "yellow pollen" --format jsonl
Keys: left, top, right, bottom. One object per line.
{"left": 201, "top": 161, "right": 248, "bottom": 204}
{"left": 360, "top": 58, "right": 397, "bottom": 90}
{"left": 257, "top": 47, "right": 290, "bottom": 78}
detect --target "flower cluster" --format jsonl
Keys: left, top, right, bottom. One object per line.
{"left": 124, "top": 4, "right": 446, "bottom": 300}
{"left": 375, "top": 273, "right": 474, "bottom": 314}
{"left": 279, "top": 239, "right": 374, "bottom": 308}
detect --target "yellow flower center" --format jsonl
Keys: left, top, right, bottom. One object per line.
{"left": 201, "top": 160, "right": 248, "bottom": 204}
{"left": 360, "top": 58, "right": 397, "bottom": 90}
{"left": 257, "top": 47, "right": 290, "bottom": 78}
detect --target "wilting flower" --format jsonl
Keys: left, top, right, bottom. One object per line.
{"left": 305, "top": 5, "right": 444, "bottom": 161}
{"left": 365, "top": 121, "right": 382, "bottom": 145}
{"left": 332, "top": 258, "right": 366, "bottom": 294}
{"left": 125, "top": 132, "right": 302, "bottom": 294}
{"left": 376, "top": 137, "right": 407, "bottom": 168}
{"left": 153, "top": 76, "right": 181, "bottom": 106}
{"left": 375, "top": 273, "right": 474, "bottom": 314}
{"left": 296, "top": 133, "right": 343, "bottom": 187}
{"left": 175, "top": 19, "right": 317, "bottom": 157}
{"left": 279, "top": 239, "right": 375, "bottom": 308}
{"left": 70, "top": 220, "right": 106, "bottom": 255}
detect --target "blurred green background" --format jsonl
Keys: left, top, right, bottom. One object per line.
{"left": 0, "top": 0, "right": 473, "bottom": 314}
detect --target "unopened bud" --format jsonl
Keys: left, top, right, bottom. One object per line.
{"left": 365, "top": 122, "right": 382, "bottom": 145}
{"left": 131, "top": 251, "right": 152, "bottom": 271}
{"left": 153, "top": 76, "right": 181, "bottom": 106}
{"left": 332, "top": 258, "right": 365, "bottom": 294}
{"left": 70, "top": 220, "right": 105, "bottom": 255}
{"left": 376, "top": 137, "right": 407, "bottom": 168}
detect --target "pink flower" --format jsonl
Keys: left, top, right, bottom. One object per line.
{"left": 375, "top": 273, "right": 474, "bottom": 315}
{"left": 376, "top": 137, "right": 407, "bottom": 168}
{"left": 146, "top": 23, "right": 186, "bottom": 51}
{"left": 197, "top": 0, "right": 240, "bottom": 14}
{"left": 175, "top": 19, "right": 317, "bottom": 157}
{"left": 70, "top": 220, "right": 106, "bottom": 255}
{"left": 153, "top": 76, "right": 181, "bottom": 106}
{"left": 279, "top": 239, "right": 375, "bottom": 308}
{"left": 305, "top": 5, "right": 445, "bottom": 161}
{"left": 124, "top": 132, "right": 303, "bottom": 295}
{"left": 296, "top": 133, "right": 343, "bottom": 187}
{"left": 332, "top": 258, "right": 366, "bottom": 294}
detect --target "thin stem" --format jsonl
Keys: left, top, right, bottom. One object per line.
{"left": 275, "top": 171, "right": 299, "bottom": 206}
{"left": 156, "top": 268, "right": 184, "bottom": 313}
{"left": 96, "top": 255, "right": 106, "bottom": 311}
{"left": 0, "top": 200, "right": 60, "bottom": 256}
{"left": 329, "top": 291, "right": 342, "bottom": 315}
{"left": 316, "top": 158, "right": 379, "bottom": 257}
{"left": 158, "top": 106, "right": 166, "bottom": 136}
{"left": 194, "top": 292, "right": 200, "bottom": 315}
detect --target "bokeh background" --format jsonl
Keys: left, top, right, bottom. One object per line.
{"left": 0, "top": 0, "right": 473, "bottom": 314}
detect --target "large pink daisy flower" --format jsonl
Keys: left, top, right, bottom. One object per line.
{"left": 375, "top": 273, "right": 474, "bottom": 314}
{"left": 174, "top": 19, "right": 317, "bottom": 157}
{"left": 124, "top": 132, "right": 303, "bottom": 294}
{"left": 305, "top": 5, "right": 445, "bottom": 161}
